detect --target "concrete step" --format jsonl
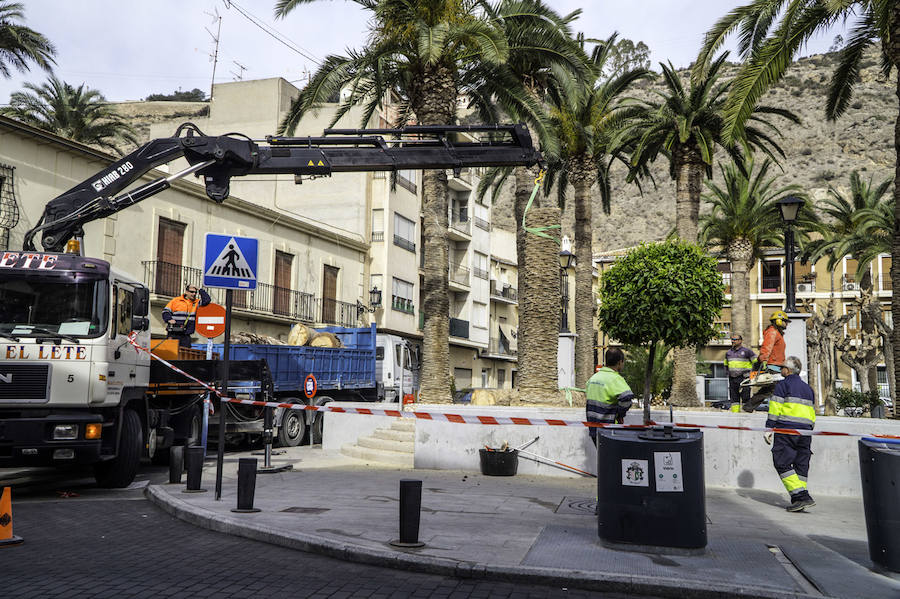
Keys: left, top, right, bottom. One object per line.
{"left": 373, "top": 428, "right": 415, "bottom": 443}
{"left": 390, "top": 418, "right": 416, "bottom": 433}
{"left": 340, "top": 443, "right": 414, "bottom": 467}
{"left": 357, "top": 434, "right": 414, "bottom": 454}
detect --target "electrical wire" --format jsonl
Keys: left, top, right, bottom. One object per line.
{"left": 222, "top": 0, "right": 322, "bottom": 66}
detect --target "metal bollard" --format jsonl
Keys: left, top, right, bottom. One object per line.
{"left": 232, "top": 458, "right": 261, "bottom": 513}
{"left": 183, "top": 446, "right": 207, "bottom": 493}
{"left": 168, "top": 445, "right": 184, "bottom": 484}
{"left": 389, "top": 479, "right": 425, "bottom": 547}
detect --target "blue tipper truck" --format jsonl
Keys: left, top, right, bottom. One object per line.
{"left": 195, "top": 324, "right": 418, "bottom": 446}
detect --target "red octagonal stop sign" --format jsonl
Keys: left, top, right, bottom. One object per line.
{"left": 195, "top": 303, "right": 226, "bottom": 339}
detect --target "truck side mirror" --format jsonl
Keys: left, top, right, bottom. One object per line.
{"left": 131, "top": 316, "right": 150, "bottom": 332}
{"left": 133, "top": 287, "right": 150, "bottom": 317}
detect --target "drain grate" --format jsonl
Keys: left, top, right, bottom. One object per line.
{"left": 281, "top": 506, "right": 330, "bottom": 514}
{"left": 555, "top": 496, "right": 597, "bottom": 515}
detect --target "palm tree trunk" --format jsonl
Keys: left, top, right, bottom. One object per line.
{"left": 412, "top": 66, "right": 456, "bottom": 403}
{"left": 419, "top": 167, "right": 452, "bottom": 402}
{"left": 571, "top": 160, "right": 597, "bottom": 388}
{"left": 671, "top": 150, "right": 705, "bottom": 405}
{"left": 889, "top": 4, "right": 900, "bottom": 418}
{"left": 731, "top": 263, "right": 752, "bottom": 343}
{"left": 515, "top": 165, "right": 561, "bottom": 403}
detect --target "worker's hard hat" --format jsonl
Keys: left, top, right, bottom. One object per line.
{"left": 769, "top": 310, "right": 789, "bottom": 328}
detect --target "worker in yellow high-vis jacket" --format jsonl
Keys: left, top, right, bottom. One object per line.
{"left": 767, "top": 356, "right": 816, "bottom": 512}
{"left": 724, "top": 333, "right": 755, "bottom": 412}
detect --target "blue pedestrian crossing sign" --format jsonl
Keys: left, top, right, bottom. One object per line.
{"left": 203, "top": 234, "right": 258, "bottom": 290}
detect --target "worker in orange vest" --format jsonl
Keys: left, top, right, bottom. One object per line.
{"left": 743, "top": 310, "right": 788, "bottom": 412}
{"left": 162, "top": 284, "right": 211, "bottom": 347}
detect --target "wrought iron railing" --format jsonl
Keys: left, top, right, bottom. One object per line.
{"left": 473, "top": 266, "right": 489, "bottom": 280}
{"left": 761, "top": 276, "right": 781, "bottom": 292}
{"left": 490, "top": 282, "right": 517, "bottom": 302}
{"left": 142, "top": 260, "right": 356, "bottom": 326}
{"left": 393, "top": 234, "right": 415, "bottom": 253}
{"left": 450, "top": 317, "right": 469, "bottom": 339}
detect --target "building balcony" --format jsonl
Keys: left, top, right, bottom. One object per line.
{"left": 473, "top": 216, "right": 490, "bottom": 232}
{"left": 450, "top": 264, "right": 470, "bottom": 290}
{"left": 450, "top": 317, "right": 469, "bottom": 339}
{"left": 392, "top": 295, "right": 415, "bottom": 314}
{"left": 485, "top": 337, "right": 517, "bottom": 360}
{"left": 371, "top": 231, "right": 384, "bottom": 243}
{"left": 142, "top": 260, "right": 356, "bottom": 327}
{"left": 841, "top": 274, "right": 860, "bottom": 292}
{"left": 490, "top": 282, "right": 517, "bottom": 303}
{"left": 473, "top": 266, "right": 489, "bottom": 281}
{"left": 449, "top": 215, "right": 471, "bottom": 240}
{"left": 761, "top": 276, "right": 782, "bottom": 293}
{"left": 448, "top": 168, "right": 473, "bottom": 191}
{"left": 393, "top": 234, "right": 416, "bottom": 253}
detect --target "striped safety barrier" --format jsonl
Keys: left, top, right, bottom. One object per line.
{"left": 128, "top": 333, "right": 900, "bottom": 440}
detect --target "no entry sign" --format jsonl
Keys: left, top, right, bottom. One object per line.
{"left": 195, "top": 303, "right": 226, "bottom": 338}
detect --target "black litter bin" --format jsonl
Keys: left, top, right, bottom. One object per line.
{"left": 597, "top": 424, "right": 706, "bottom": 550}
{"left": 858, "top": 437, "right": 900, "bottom": 573}
{"left": 479, "top": 448, "right": 518, "bottom": 476}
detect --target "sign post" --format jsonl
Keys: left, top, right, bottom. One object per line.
{"left": 195, "top": 303, "right": 227, "bottom": 457}
{"left": 203, "top": 234, "right": 258, "bottom": 501}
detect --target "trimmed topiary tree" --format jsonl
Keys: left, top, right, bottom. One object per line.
{"left": 597, "top": 240, "right": 725, "bottom": 423}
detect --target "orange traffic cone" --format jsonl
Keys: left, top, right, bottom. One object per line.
{"left": 0, "top": 486, "right": 23, "bottom": 546}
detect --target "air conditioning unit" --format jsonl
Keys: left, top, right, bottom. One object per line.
{"left": 843, "top": 282, "right": 860, "bottom": 291}
{"left": 797, "top": 283, "right": 813, "bottom": 293}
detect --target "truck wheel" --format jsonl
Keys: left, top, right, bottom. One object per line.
{"left": 277, "top": 406, "right": 306, "bottom": 447}
{"left": 151, "top": 403, "right": 203, "bottom": 465}
{"left": 94, "top": 409, "right": 142, "bottom": 488}
{"left": 311, "top": 413, "right": 323, "bottom": 445}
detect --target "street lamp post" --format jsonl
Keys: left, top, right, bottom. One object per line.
{"left": 777, "top": 196, "right": 805, "bottom": 313}
{"left": 559, "top": 236, "right": 575, "bottom": 333}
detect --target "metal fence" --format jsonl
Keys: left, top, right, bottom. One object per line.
{"left": 142, "top": 260, "right": 356, "bottom": 326}
{"left": 450, "top": 317, "right": 469, "bottom": 339}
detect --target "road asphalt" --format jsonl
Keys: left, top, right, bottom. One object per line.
{"left": 145, "top": 444, "right": 900, "bottom": 599}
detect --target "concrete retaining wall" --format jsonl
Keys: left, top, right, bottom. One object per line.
{"left": 323, "top": 403, "right": 900, "bottom": 497}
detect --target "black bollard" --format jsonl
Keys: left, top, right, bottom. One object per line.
{"left": 389, "top": 479, "right": 425, "bottom": 548}
{"left": 232, "top": 458, "right": 261, "bottom": 513}
{"left": 168, "top": 445, "right": 184, "bottom": 484}
{"left": 183, "top": 446, "right": 207, "bottom": 493}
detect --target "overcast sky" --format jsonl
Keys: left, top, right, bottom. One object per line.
{"left": 0, "top": 0, "right": 846, "bottom": 104}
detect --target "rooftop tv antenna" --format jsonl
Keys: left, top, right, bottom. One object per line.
{"left": 230, "top": 60, "right": 247, "bottom": 81}
{"left": 205, "top": 8, "right": 222, "bottom": 100}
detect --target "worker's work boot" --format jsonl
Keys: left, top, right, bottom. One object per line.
{"left": 786, "top": 496, "right": 816, "bottom": 512}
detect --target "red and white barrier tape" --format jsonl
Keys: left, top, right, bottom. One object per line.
{"left": 129, "top": 333, "right": 900, "bottom": 440}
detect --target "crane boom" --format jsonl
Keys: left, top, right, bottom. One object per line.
{"left": 25, "top": 122, "right": 541, "bottom": 252}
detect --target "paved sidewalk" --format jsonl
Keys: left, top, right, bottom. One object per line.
{"left": 146, "top": 446, "right": 899, "bottom": 599}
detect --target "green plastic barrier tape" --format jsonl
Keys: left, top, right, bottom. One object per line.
{"left": 522, "top": 170, "right": 561, "bottom": 244}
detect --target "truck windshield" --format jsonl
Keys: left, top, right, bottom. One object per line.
{"left": 0, "top": 276, "right": 109, "bottom": 338}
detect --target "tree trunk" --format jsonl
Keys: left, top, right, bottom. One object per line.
{"left": 670, "top": 148, "right": 705, "bottom": 405}
{"left": 419, "top": 167, "right": 452, "bottom": 402}
{"left": 860, "top": 268, "right": 879, "bottom": 392}
{"left": 570, "top": 158, "right": 597, "bottom": 388}
{"left": 411, "top": 65, "right": 456, "bottom": 403}
{"left": 643, "top": 342, "right": 656, "bottom": 425}
{"left": 515, "top": 165, "right": 561, "bottom": 403}
{"left": 726, "top": 239, "right": 754, "bottom": 343}
{"left": 889, "top": 3, "right": 900, "bottom": 418}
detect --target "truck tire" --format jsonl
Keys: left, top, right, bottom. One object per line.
{"left": 151, "top": 403, "right": 203, "bottom": 465}
{"left": 94, "top": 409, "right": 142, "bottom": 488}
{"left": 311, "top": 412, "right": 323, "bottom": 445}
{"left": 277, "top": 404, "right": 306, "bottom": 447}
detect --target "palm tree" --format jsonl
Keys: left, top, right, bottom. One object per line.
{"left": 804, "top": 171, "right": 893, "bottom": 393}
{"left": 694, "top": 0, "right": 900, "bottom": 416}
{"left": 626, "top": 55, "right": 798, "bottom": 405}
{"left": 274, "top": 0, "right": 564, "bottom": 403}
{"left": 543, "top": 33, "right": 650, "bottom": 387}
{"left": 0, "top": 2, "right": 55, "bottom": 79}
{"left": 1, "top": 75, "right": 138, "bottom": 154}
{"left": 699, "top": 157, "right": 807, "bottom": 342}
{"left": 470, "top": 3, "right": 592, "bottom": 403}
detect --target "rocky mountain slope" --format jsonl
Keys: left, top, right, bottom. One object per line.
{"left": 490, "top": 51, "right": 896, "bottom": 252}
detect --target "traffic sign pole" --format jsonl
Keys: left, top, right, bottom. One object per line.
{"left": 215, "top": 289, "right": 233, "bottom": 501}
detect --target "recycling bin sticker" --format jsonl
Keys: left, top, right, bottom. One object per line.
{"left": 621, "top": 459, "right": 649, "bottom": 487}
{"left": 654, "top": 451, "right": 684, "bottom": 492}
